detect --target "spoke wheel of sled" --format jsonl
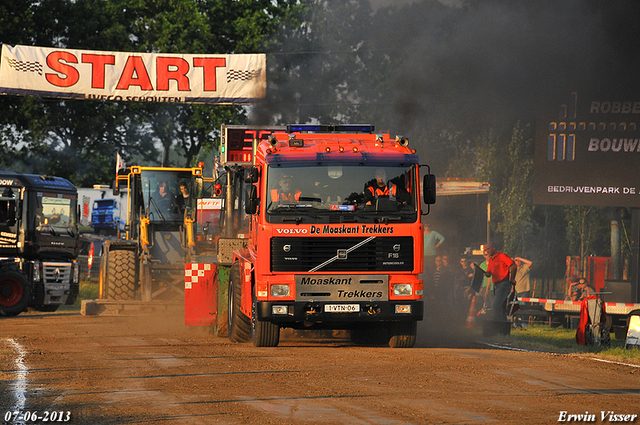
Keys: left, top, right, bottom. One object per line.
{"left": 388, "top": 320, "right": 417, "bottom": 348}
{"left": 0, "top": 269, "right": 31, "bottom": 316}
{"left": 106, "top": 250, "right": 136, "bottom": 300}
{"left": 252, "top": 291, "right": 280, "bottom": 347}
{"left": 228, "top": 262, "right": 250, "bottom": 343}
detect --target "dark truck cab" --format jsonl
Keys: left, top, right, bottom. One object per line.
{"left": 0, "top": 172, "right": 79, "bottom": 316}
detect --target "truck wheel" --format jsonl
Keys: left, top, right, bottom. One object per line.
{"left": 107, "top": 249, "right": 136, "bottom": 300}
{"left": 388, "top": 320, "right": 417, "bottom": 348}
{"left": 0, "top": 269, "right": 31, "bottom": 316}
{"left": 99, "top": 250, "right": 108, "bottom": 298}
{"left": 252, "top": 291, "right": 280, "bottom": 347}
{"left": 228, "top": 262, "right": 250, "bottom": 343}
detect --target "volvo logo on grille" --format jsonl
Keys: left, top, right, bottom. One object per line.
{"left": 54, "top": 268, "right": 61, "bottom": 282}
{"left": 283, "top": 244, "right": 291, "bottom": 253}
{"left": 337, "top": 249, "right": 347, "bottom": 259}
{"left": 393, "top": 244, "right": 401, "bottom": 252}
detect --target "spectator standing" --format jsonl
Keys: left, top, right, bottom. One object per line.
{"left": 430, "top": 255, "right": 453, "bottom": 323}
{"left": 477, "top": 252, "right": 493, "bottom": 316}
{"left": 455, "top": 257, "right": 475, "bottom": 319}
{"left": 483, "top": 242, "right": 517, "bottom": 323}
{"left": 455, "top": 257, "right": 474, "bottom": 290}
{"left": 513, "top": 257, "right": 533, "bottom": 329}
{"left": 514, "top": 257, "right": 533, "bottom": 298}
{"left": 441, "top": 255, "right": 456, "bottom": 312}
{"left": 423, "top": 223, "right": 445, "bottom": 282}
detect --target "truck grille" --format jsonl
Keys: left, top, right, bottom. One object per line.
{"left": 271, "top": 237, "right": 414, "bottom": 272}
{"left": 43, "top": 262, "right": 72, "bottom": 284}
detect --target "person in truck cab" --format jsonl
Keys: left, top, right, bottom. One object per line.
{"left": 363, "top": 168, "right": 410, "bottom": 205}
{"left": 152, "top": 180, "right": 177, "bottom": 213}
{"left": 176, "top": 180, "right": 193, "bottom": 213}
{"left": 271, "top": 174, "right": 301, "bottom": 202}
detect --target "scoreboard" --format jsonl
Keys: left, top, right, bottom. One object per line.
{"left": 534, "top": 92, "right": 640, "bottom": 207}
{"left": 220, "top": 125, "right": 286, "bottom": 165}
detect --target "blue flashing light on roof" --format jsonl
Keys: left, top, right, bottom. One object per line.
{"left": 286, "top": 124, "right": 375, "bottom": 133}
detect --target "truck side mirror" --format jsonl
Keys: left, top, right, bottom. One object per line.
{"left": 423, "top": 174, "right": 436, "bottom": 205}
{"left": 245, "top": 185, "right": 259, "bottom": 215}
{"left": 244, "top": 166, "right": 259, "bottom": 184}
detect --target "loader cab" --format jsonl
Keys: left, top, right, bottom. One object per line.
{"left": 139, "top": 170, "right": 195, "bottom": 222}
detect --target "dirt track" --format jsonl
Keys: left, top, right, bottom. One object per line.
{"left": 1, "top": 309, "right": 639, "bottom": 425}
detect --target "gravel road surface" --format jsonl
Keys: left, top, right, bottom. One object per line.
{"left": 1, "top": 309, "right": 639, "bottom": 424}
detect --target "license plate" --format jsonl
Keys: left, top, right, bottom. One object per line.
{"left": 48, "top": 284, "right": 65, "bottom": 290}
{"left": 324, "top": 304, "right": 360, "bottom": 313}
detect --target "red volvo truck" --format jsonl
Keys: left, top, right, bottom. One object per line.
{"left": 205, "top": 124, "right": 436, "bottom": 347}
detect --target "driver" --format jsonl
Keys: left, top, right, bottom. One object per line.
{"left": 271, "top": 174, "right": 301, "bottom": 202}
{"left": 153, "top": 180, "right": 176, "bottom": 212}
{"left": 363, "top": 168, "right": 410, "bottom": 205}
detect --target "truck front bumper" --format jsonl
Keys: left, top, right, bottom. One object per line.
{"left": 256, "top": 300, "right": 423, "bottom": 325}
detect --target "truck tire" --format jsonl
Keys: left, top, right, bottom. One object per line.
{"left": 99, "top": 250, "right": 108, "bottom": 298}
{"left": 107, "top": 249, "right": 136, "bottom": 300}
{"left": 0, "top": 269, "right": 31, "bottom": 317}
{"left": 388, "top": 320, "right": 417, "bottom": 348}
{"left": 252, "top": 291, "right": 280, "bottom": 347}
{"left": 228, "top": 262, "right": 250, "bottom": 343}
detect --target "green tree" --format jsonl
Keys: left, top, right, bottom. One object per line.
{"left": 0, "top": 0, "right": 300, "bottom": 186}
{"left": 564, "top": 206, "right": 610, "bottom": 261}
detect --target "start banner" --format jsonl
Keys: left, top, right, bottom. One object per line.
{"left": 0, "top": 44, "right": 266, "bottom": 104}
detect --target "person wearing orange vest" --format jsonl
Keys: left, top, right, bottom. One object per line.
{"left": 363, "top": 168, "right": 410, "bottom": 205}
{"left": 271, "top": 174, "right": 301, "bottom": 202}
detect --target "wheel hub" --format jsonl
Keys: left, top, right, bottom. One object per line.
{"left": 1, "top": 285, "right": 12, "bottom": 298}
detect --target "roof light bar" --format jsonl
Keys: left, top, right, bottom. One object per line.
{"left": 286, "top": 124, "right": 375, "bottom": 133}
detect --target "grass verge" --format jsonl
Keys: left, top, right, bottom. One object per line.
{"left": 480, "top": 324, "right": 640, "bottom": 364}
{"left": 58, "top": 281, "right": 99, "bottom": 311}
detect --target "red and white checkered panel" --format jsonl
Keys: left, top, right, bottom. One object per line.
{"left": 184, "top": 263, "right": 214, "bottom": 289}
{"left": 184, "top": 263, "right": 218, "bottom": 327}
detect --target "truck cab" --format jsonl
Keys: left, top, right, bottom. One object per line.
{"left": 0, "top": 172, "right": 79, "bottom": 315}
{"left": 224, "top": 124, "right": 436, "bottom": 347}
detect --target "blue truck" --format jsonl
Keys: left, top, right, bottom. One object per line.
{"left": 90, "top": 198, "right": 122, "bottom": 236}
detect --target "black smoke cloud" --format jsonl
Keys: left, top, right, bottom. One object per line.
{"left": 256, "top": 0, "right": 640, "bottom": 153}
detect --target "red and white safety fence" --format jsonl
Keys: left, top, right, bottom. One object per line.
{"left": 519, "top": 297, "right": 640, "bottom": 315}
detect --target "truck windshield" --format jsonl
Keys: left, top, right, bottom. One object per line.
{"left": 266, "top": 164, "right": 418, "bottom": 223}
{"left": 36, "top": 192, "right": 77, "bottom": 229}
{"left": 140, "top": 170, "right": 194, "bottom": 222}
{"left": 0, "top": 187, "right": 18, "bottom": 228}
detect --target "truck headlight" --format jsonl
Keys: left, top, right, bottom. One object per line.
{"left": 393, "top": 284, "right": 412, "bottom": 296}
{"left": 72, "top": 261, "right": 79, "bottom": 284}
{"left": 32, "top": 261, "right": 41, "bottom": 282}
{"left": 271, "top": 285, "right": 290, "bottom": 297}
